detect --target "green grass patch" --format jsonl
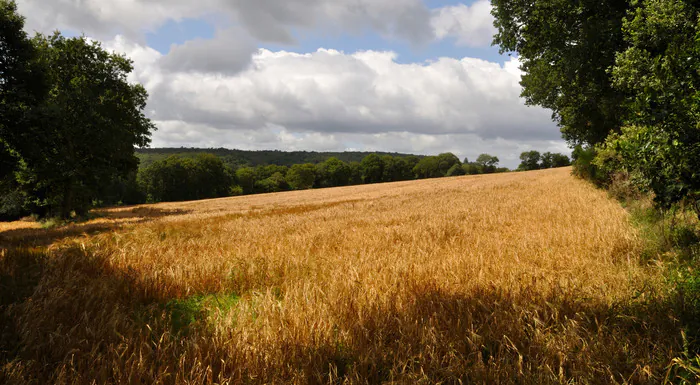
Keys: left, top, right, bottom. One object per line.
{"left": 628, "top": 203, "right": 669, "bottom": 262}
{"left": 624, "top": 201, "right": 700, "bottom": 383}
{"left": 165, "top": 293, "right": 240, "bottom": 335}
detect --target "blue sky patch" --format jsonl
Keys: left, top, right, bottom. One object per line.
{"left": 146, "top": 18, "right": 216, "bottom": 54}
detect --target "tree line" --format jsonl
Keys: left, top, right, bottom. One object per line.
{"left": 492, "top": 0, "right": 700, "bottom": 214}
{"left": 517, "top": 151, "right": 571, "bottom": 171}
{"left": 136, "top": 148, "right": 420, "bottom": 170}
{"left": 135, "top": 150, "right": 572, "bottom": 204}
{"left": 136, "top": 152, "right": 509, "bottom": 204}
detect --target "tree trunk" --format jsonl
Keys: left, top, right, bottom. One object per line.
{"left": 60, "top": 178, "right": 74, "bottom": 219}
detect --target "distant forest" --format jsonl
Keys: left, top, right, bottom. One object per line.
{"left": 136, "top": 148, "right": 422, "bottom": 169}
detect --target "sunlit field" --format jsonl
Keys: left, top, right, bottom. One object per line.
{"left": 0, "top": 168, "right": 684, "bottom": 384}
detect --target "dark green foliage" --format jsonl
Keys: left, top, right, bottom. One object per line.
{"left": 492, "top": 0, "right": 630, "bottom": 146}
{"left": 446, "top": 164, "right": 466, "bottom": 177}
{"left": 315, "top": 158, "right": 350, "bottom": 188}
{"left": 381, "top": 156, "right": 399, "bottom": 183}
{"left": 139, "top": 154, "right": 233, "bottom": 202}
{"left": 540, "top": 152, "right": 571, "bottom": 169}
{"left": 255, "top": 165, "right": 288, "bottom": 181}
{"left": 463, "top": 163, "right": 483, "bottom": 175}
{"left": 98, "top": 171, "right": 146, "bottom": 206}
{"left": 519, "top": 151, "right": 571, "bottom": 171}
{"left": 195, "top": 153, "right": 234, "bottom": 198}
{"left": 539, "top": 153, "right": 554, "bottom": 170}
{"left": 244, "top": 165, "right": 290, "bottom": 194}
{"left": 572, "top": 146, "right": 610, "bottom": 186}
{"left": 600, "top": 125, "right": 700, "bottom": 210}
{"left": 412, "top": 157, "right": 441, "bottom": 179}
{"left": 360, "top": 154, "right": 384, "bottom": 184}
{"left": 380, "top": 156, "right": 416, "bottom": 182}
{"left": 0, "top": 185, "right": 26, "bottom": 221}
{"left": 137, "top": 148, "right": 421, "bottom": 170}
{"left": 0, "top": 143, "right": 27, "bottom": 220}
{"left": 495, "top": 0, "right": 700, "bottom": 215}
{"left": 401, "top": 156, "right": 420, "bottom": 179}
{"left": 607, "top": 0, "right": 700, "bottom": 211}
{"left": 670, "top": 225, "right": 700, "bottom": 251}
{"left": 1, "top": 4, "right": 154, "bottom": 218}
{"left": 286, "top": 164, "right": 316, "bottom": 190}
{"left": 133, "top": 149, "right": 502, "bottom": 200}
{"left": 5, "top": 33, "right": 155, "bottom": 218}
{"left": 255, "top": 172, "right": 288, "bottom": 193}
{"left": 436, "top": 153, "right": 461, "bottom": 176}
{"left": 348, "top": 162, "right": 363, "bottom": 185}
{"left": 235, "top": 167, "right": 257, "bottom": 195}
{"left": 475, "top": 154, "right": 499, "bottom": 174}
{"left": 413, "top": 152, "right": 468, "bottom": 179}
{"left": 0, "top": 1, "right": 45, "bottom": 219}
{"left": 0, "top": 0, "right": 47, "bottom": 170}
{"left": 518, "top": 151, "right": 541, "bottom": 171}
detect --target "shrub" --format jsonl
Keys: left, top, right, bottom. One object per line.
{"left": 572, "top": 146, "right": 599, "bottom": 182}
{"left": 445, "top": 164, "right": 466, "bottom": 177}
{"left": 0, "top": 187, "right": 28, "bottom": 221}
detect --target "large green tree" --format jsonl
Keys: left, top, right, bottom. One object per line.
{"left": 255, "top": 172, "right": 287, "bottom": 193}
{"left": 18, "top": 33, "right": 155, "bottom": 217}
{"left": 446, "top": 163, "right": 467, "bottom": 177}
{"left": 235, "top": 167, "right": 257, "bottom": 195}
{"left": 412, "top": 157, "right": 441, "bottom": 179}
{"left": 608, "top": 0, "right": 700, "bottom": 210}
{"left": 286, "top": 163, "right": 316, "bottom": 190}
{"left": 316, "top": 157, "right": 350, "bottom": 188}
{"left": 0, "top": 0, "right": 47, "bottom": 219}
{"left": 476, "top": 154, "right": 500, "bottom": 174}
{"left": 0, "top": 0, "right": 46, "bottom": 167}
{"left": 138, "top": 154, "right": 232, "bottom": 202}
{"left": 360, "top": 154, "right": 385, "bottom": 184}
{"left": 347, "top": 161, "right": 363, "bottom": 185}
{"left": 492, "top": 0, "right": 631, "bottom": 145}
{"left": 518, "top": 151, "right": 542, "bottom": 171}
{"left": 192, "top": 153, "right": 233, "bottom": 198}
{"left": 436, "top": 153, "right": 461, "bottom": 176}
{"left": 540, "top": 152, "right": 571, "bottom": 169}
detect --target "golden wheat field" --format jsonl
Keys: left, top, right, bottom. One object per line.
{"left": 0, "top": 168, "right": 686, "bottom": 384}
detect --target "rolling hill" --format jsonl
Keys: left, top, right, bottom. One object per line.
{"left": 0, "top": 168, "right": 684, "bottom": 384}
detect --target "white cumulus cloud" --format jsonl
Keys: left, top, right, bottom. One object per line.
{"left": 431, "top": 0, "right": 497, "bottom": 47}
{"left": 16, "top": 1, "right": 565, "bottom": 168}
{"left": 102, "top": 35, "right": 562, "bottom": 168}
{"left": 18, "top": 0, "right": 497, "bottom": 48}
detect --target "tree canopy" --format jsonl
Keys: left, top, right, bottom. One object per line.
{"left": 607, "top": 0, "right": 700, "bottom": 209}
{"left": 518, "top": 151, "right": 541, "bottom": 171}
{"left": 0, "top": 2, "right": 155, "bottom": 218}
{"left": 518, "top": 151, "right": 570, "bottom": 171}
{"left": 0, "top": 0, "right": 46, "bottom": 219}
{"left": 494, "top": 0, "right": 700, "bottom": 211}
{"left": 286, "top": 163, "right": 316, "bottom": 191}
{"left": 492, "top": 0, "right": 630, "bottom": 146}
{"left": 476, "top": 154, "right": 500, "bottom": 173}
{"left": 360, "top": 154, "right": 385, "bottom": 184}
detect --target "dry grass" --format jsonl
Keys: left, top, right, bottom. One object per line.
{"left": 0, "top": 168, "right": 685, "bottom": 384}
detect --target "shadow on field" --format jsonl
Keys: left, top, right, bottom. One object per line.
{"left": 0, "top": 207, "right": 191, "bottom": 248}
{"left": 0, "top": 244, "right": 692, "bottom": 384}
{"left": 292, "top": 283, "right": 686, "bottom": 385}
{"left": 95, "top": 206, "right": 192, "bottom": 221}
{"left": 0, "top": 245, "right": 163, "bottom": 383}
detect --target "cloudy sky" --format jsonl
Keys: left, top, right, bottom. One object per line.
{"left": 17, "top": 0, "right": 566, "bottom": 168}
